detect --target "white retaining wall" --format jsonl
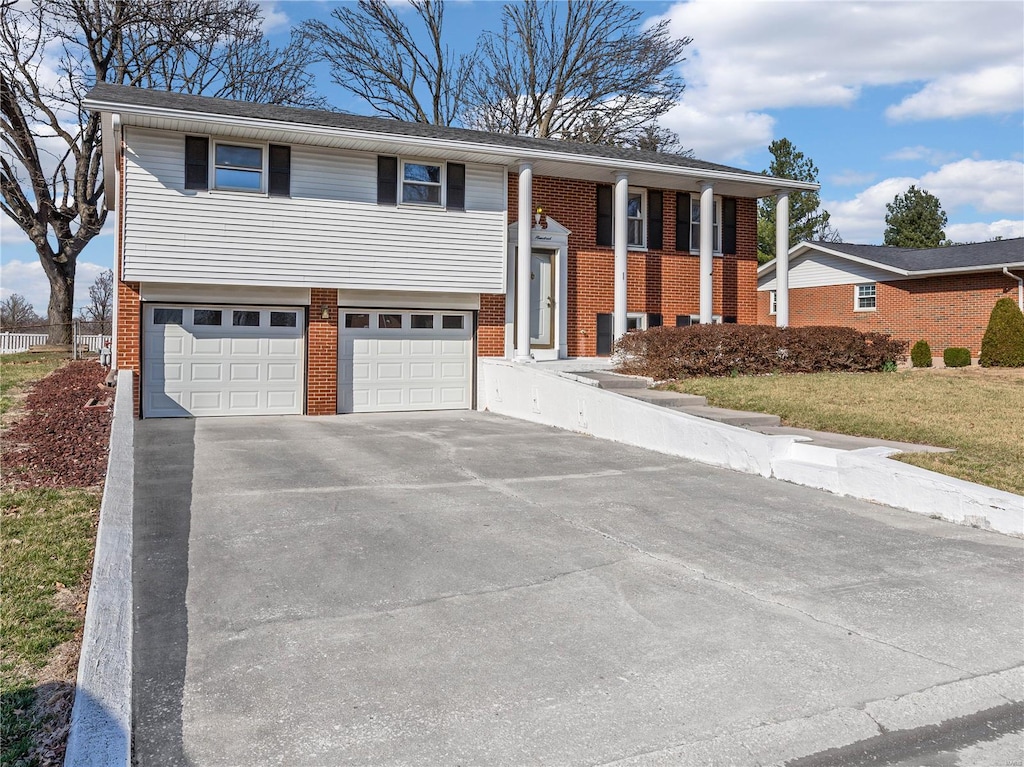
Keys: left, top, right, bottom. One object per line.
{"left": 477, "top": 359, "right": 1024, "bottom": 537}
{"left": 64, "top": 370, "right": 134, "bottom": 767}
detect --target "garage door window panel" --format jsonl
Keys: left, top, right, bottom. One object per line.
{"left": 271, "top": 311, "right": 297, "bottom": 328}
{"left": 233, "top": 310, "right": 260, "bottom": 327}
{"left": 442, "top": 315, "right": 464, "bottom": 330}
{"left": 346, "top": 313, "right": 370, "bottom": 329}
{"left": 379, "top": 313, "right": 403, "bottom": 329}
{"left": 154, "top": 308, "right": 183, "bottom": 325}
{"left": 411, "top": 314, "right": 434, "bottom": 329}
{"left": 194, "top": 309, "right": 223, "bottom": 326}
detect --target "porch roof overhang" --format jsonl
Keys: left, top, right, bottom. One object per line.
{"left": 85, "top": 84, "right": 817, "bottom": 206}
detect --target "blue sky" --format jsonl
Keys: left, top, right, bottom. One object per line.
{"left": 2, "top": 0, "right": 1022, "bottom": 314}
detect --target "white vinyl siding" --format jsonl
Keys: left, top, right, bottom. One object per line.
{"left": 122, "top": 128, "right": 506, "bottom": 293}
{"left": 758, "top": 253, "right": 899, "bottom": 291}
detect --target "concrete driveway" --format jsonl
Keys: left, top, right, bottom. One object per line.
{"left": 133, "top": 411, "right": 1023, "bottom": 766}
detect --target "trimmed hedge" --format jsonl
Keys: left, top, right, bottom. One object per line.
{"left": 943, "top": 347, "right": 971, "bottom": 368}
{"left": 911, "top": 340, "right": 932, "bottom": 368}
{"left": 979, "top": 297, "right": 1024, "bottom": 367}
{"left": 614, "top": 325, "right": 907, "bottom": 380}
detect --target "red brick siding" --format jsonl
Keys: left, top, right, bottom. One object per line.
{"left": 756, "top": 273, "right": 1019, "bottom": 355}
{"left": 307, "top": 288, "right": 338, "bottom": 414}
{"left": 478, "top": 294, "right": 506, "bottom": 356}
{"left": 507, "top": 174, "right": 760, "bottom": 356}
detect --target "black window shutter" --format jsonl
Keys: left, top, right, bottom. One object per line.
{"left": 675, "top": 192, "right": 690, "bottom": 252}
{"left": 596, "top": 313, "right": 614, "bottom": 355}
{"left": 722, "top": 197, "right": 737, "bottom": 255}
{"left": 184, "top": 136, "right": 209, "bottom": 190}
{"left": 268, "top": 144, "right": 291, "bottom": 197}
{"left": 596, "top": 185, "right": 613, "bottom": 247}
{"left": 675, "top": 315, "right": 692, "bottom": 327}
{"left": 447, "top": 163, "right": 466, "bottom": 210}
{"left": 648, "top": 313, "right": 663, "bottom": 328}
{"left": 648, "top": 190, "right": 663, "bottom": 250}
{"left": 377, "top": 156, "right": 398, "bottom": 205}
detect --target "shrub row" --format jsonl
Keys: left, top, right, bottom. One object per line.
{"left": 614, "top": 325, "right": 907, "bottom": 380}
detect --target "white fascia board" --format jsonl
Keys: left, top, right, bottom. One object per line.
{"left": 100, "top": 111, "right": 121, "bottom": 211}
{"left": 906, "top": 262, "right": 1024, "bottom": 277}
{"left": 83, "top": 97, "right": 819, "bottom": 196}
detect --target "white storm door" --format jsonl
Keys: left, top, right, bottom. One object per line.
{"left": 143, "top": 304, "right": 304, "bottom": 417}
{"left": 339, "top": 310, "right": 473, "bottom": 413}
{"left": 530, "top": 251, "right": 554, "bottom": 349}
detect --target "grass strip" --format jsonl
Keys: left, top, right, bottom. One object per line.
{"left": 665, "top": 368, "right": 1024, "bottom": 496}
{"left": 0, "top": 489, "right": 99, "bottom": 765}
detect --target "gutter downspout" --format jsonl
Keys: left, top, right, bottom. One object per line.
{"left": 1004, "top": 268, "right": 1024, "bottom": 313}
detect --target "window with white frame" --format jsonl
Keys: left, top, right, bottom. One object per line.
{"left": 769, "top": 290, "right": 777, "bottom": 315}
{"left": 855, "top": 283, "right": 877, "bottom": 311}
{"left": 626, "top": 312, "right": 648, "bottom": 332}
{"left": 627, "top": 190, "right": 646, "bottom": 247}
{"left": 401, "top": 160, "right": 443, "bottom": 205}
{"left": 690, "top": 195, "right": 721, "bottom": 252}
{"left": 214, "top": 143, "right": 263, "bottom": 192}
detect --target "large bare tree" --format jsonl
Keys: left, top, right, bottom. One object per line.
{"left": 467, "top": 0, "right": 691, "bottom": 145}
{"left": 305, "top": 0, "right": 473, "bottom": 126}
{"left": 1, "top": 0, "right": 321, "bottom": 343}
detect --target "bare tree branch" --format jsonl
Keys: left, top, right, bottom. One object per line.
{"left": 305, "top": 0, "right": 475, "bottom": 126}
{"left": 466, "top": 0, "right": 692, "bottom": 146}
{"left": 0, "top": 0, "right": 322, "bottom": 343}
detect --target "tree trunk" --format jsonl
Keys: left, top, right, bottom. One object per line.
{"left": 43, "top": 259, "right": 76, "bottom": 345}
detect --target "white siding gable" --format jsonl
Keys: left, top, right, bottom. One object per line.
{"left": 758, "top": 252, "right": 901, "bottom": 291}
{"left": 122, "top": 128, "right": 507, "bottom": 293}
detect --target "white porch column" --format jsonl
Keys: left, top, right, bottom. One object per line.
{"left": 613, "top": 172, "right": 629, "bottom": 340}
{"left": 775, "top": 190, "right": 790, "bottom": 327}
{"left": 699, "top": 181, "right": 714, "bottom": 323}
{"left": 516, "top": 161, "right": 533, "bottom": 361}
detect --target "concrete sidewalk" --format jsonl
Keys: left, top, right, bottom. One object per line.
{"left": 133, "top": 412, "right": 1023, "bottom": 766}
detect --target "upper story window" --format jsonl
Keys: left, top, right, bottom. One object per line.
{"left": 401, "top": 160, "right": 442, "bottom": 205}
{"left": 856, "top": 283, "right": 877, "bottom": 311}
{"left": 184, "top": 136, "right": 290, "bottom": 196}
{"left": 690, "top": 195, "right": 721, "bottom": 253}
{"left": 378, "top": 156, "right": 465, "bottom": 210}
{"left": 214, "top": 143, "right": 263, "bottom": 192}
{"left": 627, "top": 190, "right": 646, "bottom": 248}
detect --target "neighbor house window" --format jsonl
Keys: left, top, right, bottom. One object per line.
{"left": 769, "top": 290, "right": 777, "bottom": 315}
{"left": 401, "top": 160, "right": 442, "bottom": 205}
{"left": 214, "top": 143, "right": 263, "bottom": 192}
{"left": 856, "top": 283, "right": 877, "bottom": 311}
{"left": 627, "top": 190, "right": 646, "bottom": 248}
{"left": 626, "top": 313, "right": 648, "bottom": 332}
{"left": 690, "top": 196, "right": 721, "bottom": 253}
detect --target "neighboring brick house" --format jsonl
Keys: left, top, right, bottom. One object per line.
{"left": 84, "top": 83, "right": 812, "bottom": 418}
{"left": 757, "top": 240, "right": 1024, "bottom": 357}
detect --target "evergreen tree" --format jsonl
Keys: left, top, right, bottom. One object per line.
{"left": 757, "top": 139, "right": 838, "bottom": 264}
{"left": 883, "top": 186, "right": 948, "bottom": 248}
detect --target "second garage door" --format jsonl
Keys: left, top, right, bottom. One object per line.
{"left": 338, "top": 309, "right": 473, "bottom": 413}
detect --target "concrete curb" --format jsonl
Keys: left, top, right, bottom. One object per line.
{"left": 477, "top": 360, "right": 1024, "bottom": 537}
{"left": 64, "top": 370, "right": 134, "bottom": 767}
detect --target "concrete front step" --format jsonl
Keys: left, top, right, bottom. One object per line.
{"left": 676, "top": 405, "right": 781, "bottom": 428}
{"left": 618, "top": 389, "right": 708, "bottom": 408}
{"left": 573, "top": 371, "right": 650, "bottom": 390}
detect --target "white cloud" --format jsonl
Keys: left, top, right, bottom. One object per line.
{"left": 654, "top": 0, "right": 1023, "bottom": 159}
{"left": 887, "top": 66, "right": 1024, "bottom": 122}
{"left": 0, "top": 259, "right": 111, "bottom": 317}
{"left": 946, "top": 220, "right": 1024, "bottom": 244}
{"left": 884, "top": 146, "right": 960, "bottom": 166}
{"left": 918, "top": 159, "right": 1024, "bottom": 214}
{"left": 830, "top": 170, "right": 877, "bottom": 187}
{"left": 822, "top": 158, "right": 1024, "bottom": 243}
{"left": 257, "top": 2, "right": 290, "bottom": 34}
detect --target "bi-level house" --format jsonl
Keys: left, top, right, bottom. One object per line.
{"left": 84, "top": 84, "right": 814, "bottom": 418}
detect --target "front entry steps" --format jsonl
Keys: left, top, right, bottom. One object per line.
{"left": 573, "top": 371, "right": 782, "bottom": 428}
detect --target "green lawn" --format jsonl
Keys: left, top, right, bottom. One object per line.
{"left": 1, "top": 352, "right": 100, "bottom": 766}
{"left": 664, "top": 367, "right": 1024, "bottom": 496}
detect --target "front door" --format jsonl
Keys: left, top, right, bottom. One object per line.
{"left": 530, "top": 250, "right": 554, "bottom": 349}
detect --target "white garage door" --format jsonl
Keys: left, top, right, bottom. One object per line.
{"left": 143, "top": 304, "right": 305, "bottom": 417}
{"left": 339, "top": 309, "right": 473, "bottom": 413}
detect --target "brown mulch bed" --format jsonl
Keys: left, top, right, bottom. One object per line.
{"left": 3, "top": 361, "right": 113, "bottom": 489}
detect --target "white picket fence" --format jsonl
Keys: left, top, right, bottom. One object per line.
{"left": 0, "top": 333, "right": 111, "bottom": 354}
